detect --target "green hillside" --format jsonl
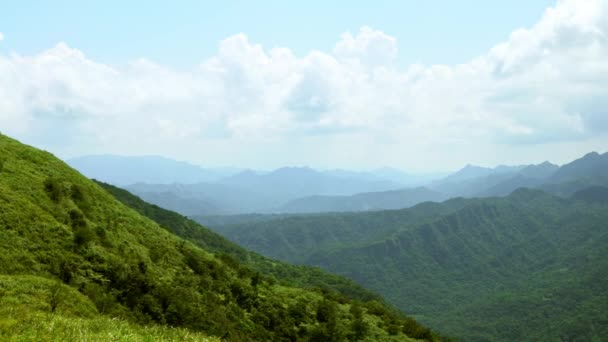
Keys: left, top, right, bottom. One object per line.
{"left": 208, "top": 189, "right": 608, "bottom": 341}
{"left": 0, "top": 133, "right": 442, "bottom": 341}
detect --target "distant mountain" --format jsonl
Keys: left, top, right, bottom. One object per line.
{"left": 571, "top": 185, "right": 608, "bottom": 204}
{"left": 205, "top": 188, "right": 608, "bottom": 341}
{"left": 277, "top": 187, "right": 446, "bottom": 213}
{"left": 432, "top": 171, "right": 517, "bottom": 197}
{"left": 127, "top": 182, "right": 275, "bottom": 215}
{"left": 126, "top": 189, "right": 222, "bottom": 216}
{"left": 476, "top": 161, "right": 559, "bottom": 197}
{"left": 476, "top": 175, "right": 544, "bottom": 197}
{"left": 549, "top": 151, "right": 608, "bottom": 183}
{"left": 438, "top": 164, "right": 494, "bottom": 184}
{"left": 67, "top": 155, "right": 239, "bottom": 185}
{"left": 518, "top": 161, "right": 559, "bottom": 179}
{"left": 536, "top": 152, "right": 608, "bottom": 197}
{"left": 219, "top": 166, "right": 401, "bottom": 204}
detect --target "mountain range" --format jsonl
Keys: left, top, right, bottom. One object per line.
{"left": 68, "top": 152, "right": 607, "bottom": 217}
{"left": 204, "top": 187, "right": 608, "bottom": 341}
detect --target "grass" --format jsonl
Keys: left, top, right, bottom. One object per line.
{"left": 0, "top": 275, "right": 219, "bottom": 342}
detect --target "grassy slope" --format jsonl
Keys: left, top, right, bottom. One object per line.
{"left": 0, "top": 275, "right": 219, "bottom": 341}
{"left": 207, "top": 189, "right": 608, "bottom": 341}
{"left": 0, "top": 133, "right": 440, "bottom": 341}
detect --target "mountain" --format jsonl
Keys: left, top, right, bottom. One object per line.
{"left": 429, "top": 163, "right": 526, "bottom": 197}
{"left": 571, "top": 185, "right": 608, "bottom": 204}
{"left": 219, "top": 167, "right": 401, "bottom": 203}
{"left": 550, "top": 151, "right": 608, "bottom": 183}
{"left": 67, "top": 155, "right": 239, "bottom": 185}
{"left": 437, "top": 164, "right": 494, "bottom": 184}
{"left": 518, "top": 161, "right": 559, "bottom": 179}
{"left": 475, "top": 162, "right": 559, "bottom": 197}
{"left": 0, "top": 133, "right": 443, "bottom": 341}
{"left": 277, "top": 187, "right": 446, "bottom": 213}
{"left": 121, "top": 166, "right": 405, "bottom": 216}
{"left": 204, "top": 189, "right": 608, "bottom": 341}
{"left": 324, "top": 168, "right": 446, "bottom": 187}
{"left": 126, "top": 182, "right": 276, "bottom": 215}
{"left": 431, "top": 171, "right": 517, "bottom": 197}
{"left": 535, "top": 152, "right": 608, "bottom": 197}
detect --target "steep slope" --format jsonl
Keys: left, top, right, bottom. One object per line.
{"left": 208, "top": 189, "right": 608, "bottom": 341}
{"left": 277, "top": 187, "right": 445, "bottom": 214}
{"left": 0, "top": 133, "right": 443, "bottom": 341}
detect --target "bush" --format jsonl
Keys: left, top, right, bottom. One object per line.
{"left": 48, "top": 281, "right": 67, "bottom": 313}
{"left": 44, "top": 178, "right": 68, "bottom": 203}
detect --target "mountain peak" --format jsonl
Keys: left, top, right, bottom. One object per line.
{"left": 583, "top": 151, "right": 600, "bottom": 159}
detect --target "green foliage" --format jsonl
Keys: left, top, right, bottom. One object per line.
{"left": 44, "top": 177, "right": 69, "bottom": 203}
{"left": 208, "top": 188, "right": 608, "bottom": 341}
{"left": 349, "top": 304, "right": 369, "bottom": 341}
{"left": 0, "top": 133, "right": 439, "bottom": 341}
{"left": 96, "top": 179, "right": 388, "bottom": 303}
{"left": 0, "top": 275, "right": 219, "bottom": 341}
{"left": 48, "top": 280, "right": 67, "bottom": 312}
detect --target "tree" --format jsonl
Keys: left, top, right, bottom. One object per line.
{"left": 349, "top": 304, "right": 369, "bottom": 340}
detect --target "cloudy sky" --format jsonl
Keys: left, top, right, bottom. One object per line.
{"left": 1, "top": 0, "right": 607, "bottom": 172}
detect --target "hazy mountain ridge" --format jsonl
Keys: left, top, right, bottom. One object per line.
{"left": 70, "top": 152, "right": 607, "bottom": 217}
{"left": 277, "top": 187, "right": 446, "bottom": 214}
{"left": 277, "top": 151, "right": 607, "bottom": 214}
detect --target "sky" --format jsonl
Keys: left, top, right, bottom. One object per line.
{"left": 0, "top": 0, "right": 607, "bottom": 172}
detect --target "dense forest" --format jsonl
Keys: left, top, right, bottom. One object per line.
{"left": 206, "top": 188, "right": 608, "bottom": 341}
{"left": 0, "top": 133, "right": 445, "bottom": 341}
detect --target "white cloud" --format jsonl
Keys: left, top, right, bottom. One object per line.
{"left": 0, "top": 32, "right": 4, "bottom": 41}
{"left": 333, "top": 26, "right": 398, "bottom": 66}
{"left": 0, "top": 0, "right": 607, "bottom": 170}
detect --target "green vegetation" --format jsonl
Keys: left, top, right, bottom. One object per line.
{"left": 95, "top": 180, "right": 384, "bottom": 302}
{"left": 208, "top": 188, "right": 608, "bottom": 341}
{"left": 0, "top": 275, "right": 219, "bottom": 341}
{"left": 0, "top": 133, "right": 442, "bottom": 341}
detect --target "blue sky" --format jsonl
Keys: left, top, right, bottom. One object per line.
{"left": 0, "top": 0, "right": 606, "bottom": 171}
{"left": 2, "top": 0, "right": 553, "bottom": 67}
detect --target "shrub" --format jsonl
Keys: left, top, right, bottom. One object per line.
{"left": 44, "top": 177, "right": 68, "bottom": 202}
{"left": 48, "top": 281, "right": 67, "bottom": 313}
